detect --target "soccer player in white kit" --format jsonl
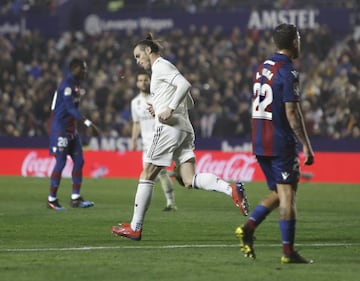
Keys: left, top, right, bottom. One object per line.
{"left": 111, "top": 33, "right": 249, "bottom": 240}
{"left": 131, "top": 70, "right": 177, "bottom": 211}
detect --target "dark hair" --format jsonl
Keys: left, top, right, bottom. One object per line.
{"left": 272, "top": 23, "right": 298, "bottom": 50}
{"left": 136, "top": 69, "right": 150, "bottom": 78}
{"left": 133, "top": 33, "right": 162, "bottom": 53}
{"left": 69, "top": 58, "right": 84, "bottom": 71}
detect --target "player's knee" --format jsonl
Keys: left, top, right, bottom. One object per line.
{"left": 54, "top": 157, "right": 67, "bottom": 170}
{"left": 158, "top": 169, "right": 167, "bottom": 177}
{"left": 73, "top": 158, "right": 84, "bottom": 170}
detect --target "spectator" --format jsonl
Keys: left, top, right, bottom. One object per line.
{"left": 0, "top": 6, "right": 359, "bottom": 139}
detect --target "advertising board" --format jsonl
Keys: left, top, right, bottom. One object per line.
{"left": 1, "top": 149, "right": 358, "bottom": 184}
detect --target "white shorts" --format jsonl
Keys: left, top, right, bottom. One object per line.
{"left": 144, "top": 124, "right": 195, "bottom": 167}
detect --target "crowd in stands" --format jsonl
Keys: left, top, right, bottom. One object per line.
{"left": 0, "top": 3, "right": 359, "bottom": 140}
{"left": 1, "top": 0, "right": 358, "bottom": 15}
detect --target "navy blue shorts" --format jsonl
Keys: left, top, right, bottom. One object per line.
{"left": 49, "top": 134, "right": 83, "bottom": 157}
{"left": 256, "top": 155, "right": 300, "bottom": 190}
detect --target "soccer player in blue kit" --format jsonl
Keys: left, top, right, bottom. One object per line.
{"left": 47, "top": 58, "right": 99, "bottom": 210}
{"left": 235, "top": 24, "right": 315, "bottom": 263}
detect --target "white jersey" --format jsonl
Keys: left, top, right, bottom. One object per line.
{"left": 150, "top": 57, "right": 194, "bottom": 133}
{"left": 131, "top": 93, "right": 155, "bottom": 150}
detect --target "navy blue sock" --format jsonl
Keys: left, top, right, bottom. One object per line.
{"left": 246, "top": 205, "right": 270, "bottom": 233}
{"left": 71, "top": 154, "right": 84, "bottom": 196}
{"left": 49, "top": 153, "right": 67, "bottom": 198}
{"left": 279, "top": 220, "right": 296, "bottom": 256}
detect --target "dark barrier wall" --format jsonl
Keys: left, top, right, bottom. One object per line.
{"left": 0, "top": 8, "right": 351, "bottom": 38}
{"left": 0, "top": 136, "right": 359, "bottom": 152}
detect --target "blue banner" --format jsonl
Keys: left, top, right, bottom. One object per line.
{"left": 0, "top": 8, "right": 351, "bottom": 38}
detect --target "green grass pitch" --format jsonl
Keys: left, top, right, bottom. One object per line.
{"left": 0, "top": 176, "right": 359, "bottom": 281}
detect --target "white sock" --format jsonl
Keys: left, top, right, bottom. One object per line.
{"left": 71, "top": 194, "right": 80, "bottom": 200}
{"left": 192, "top": 173, "right": 232, "bottom": 196}
{"left": 158, "top": 169, "right": 175, "bottom": 206}
{"left": 131, "top": 180, "right": 154, "bottom": 231}
{"left": 48, "top": 196, "right": 57, "bottom": 202}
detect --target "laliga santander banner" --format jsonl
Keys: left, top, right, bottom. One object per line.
{"left": 0, "top": 148, "right": 359, "bottom": 183}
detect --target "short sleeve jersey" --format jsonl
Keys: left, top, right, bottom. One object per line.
{"left": 131, "top": 93, "right": 155, "bottom": 150}
{"left": 252, "top": 53, "right": 300, "bottom": 156}
{"left": 150, "top": 57, "right": 194, "bottom": 133}
{"left": 49, "top": 74, "right": 82, "bottom": 136}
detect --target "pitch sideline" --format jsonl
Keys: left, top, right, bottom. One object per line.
{"left": 2, "top": 242, "right": 359, "bottom": 253}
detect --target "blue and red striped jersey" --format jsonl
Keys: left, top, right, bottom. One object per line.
{"left": 49, "top": 73, "right": 83, "bottom": 136}
{"left": 252, "top": 53, "right": 300, "bottom": 156}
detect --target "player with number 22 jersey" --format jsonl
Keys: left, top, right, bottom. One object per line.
{"left": 236, "top": 24, "right": 314, "bottom": 264}
{"left": 252, "top": 53, "right": 300, "bottom": 157}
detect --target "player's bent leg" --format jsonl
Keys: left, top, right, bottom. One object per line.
{"left": 110, "top": 181, "right": 153, "bottom": 241}
{"left": 178, "top": 160, "right": 196, "bottom": 188}
{"left": 277, "top": 183, "right": 301, "bottom": 260}
{"left": 70, "top": 148, "right": 94, "bottom": 208}
{"left": 192, "top": 172, "right": 249, "bottom": 215}
{"left": 235, "top": 225, "right": 256, "bottom": 259}
{"left": 231, "top": 182, "right": 249, "bottom": 216}
{"left": 48, "top": 152, "right": 67, "bottom": 210}
{"left": 158, "top": 169, "right": 177, "bottom": 211}
{"left": 111, "top": 163, "right": 159, "bottom": 240}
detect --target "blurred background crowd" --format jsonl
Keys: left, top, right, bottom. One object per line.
{"left": 0, "top": 0, "right": 359, "bottom": 140}
{"left": 0, "top": 0, "right": 357, "bottom": 14}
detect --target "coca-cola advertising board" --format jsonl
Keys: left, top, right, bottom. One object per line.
{"left": 0, "top": 149, "right": 359, "bottom": 183}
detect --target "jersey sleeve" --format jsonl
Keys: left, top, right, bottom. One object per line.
{"left": 131, "top": 97, "right": 139, "bottom": 122}
{"left": 281, "top": 65, "right": 300, "bottom": 103}
{"left": 155, "top": 60, "right": 191, "bottom": 110}
{"left": 62, "top": 86, "right": 83, "bottom": 120}
{"left": 155, "top": 59, "right": 179, "bottom": 82}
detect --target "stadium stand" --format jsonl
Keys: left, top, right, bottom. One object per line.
{"left": 0, "top": 0, "right": 359, "bottom": 139}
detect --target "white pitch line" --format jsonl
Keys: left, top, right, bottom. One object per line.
{"left": 1, "top": 243, "right": 359, "bottom": 253}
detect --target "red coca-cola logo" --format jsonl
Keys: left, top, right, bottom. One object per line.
{"left": 196, "top": 153, "right": 257, "bottom": 181}
{"left": 21, "top": 151, "right": 73, "bottom": 177}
